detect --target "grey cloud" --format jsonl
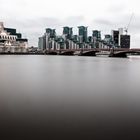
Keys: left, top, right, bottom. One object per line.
{"left": 0, "top": 0, "right": 27, "bottom": 6}
{"left": 107, "top": 4, "right": 127, "bottom": 14}
{"left": 94, "top": 19, "right": 114, "bottom": 26}
{"left": 92, "top": 13, "right": 139, "bottom": 31}
{"left": 109, "top": 14, "right": 140, "bottom": 34}
{"left": 2, "top": 17, "right": 59, "bottom": 46}
{"left": 3, "top": 16, "right": 85, "bottom": 47}
{"left": 89, "top": 13, "right": 140, "bottom": 48}
{"left": 62, "top": 16, "right": 85, "bottom": 26}
{"left": 2, "top": 13, "right": 140, "bottom": 48}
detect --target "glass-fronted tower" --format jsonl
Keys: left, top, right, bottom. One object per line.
{"left": 78, "top": 26, "right": 88, "bottom": 42}
{"left": 111, "top": 30, "right": 119, "bottom": 47}
{"left": 92, "top": 30, "right": 101, "bottom": 40}
{"left": 46, "top": 28, "right": 56, "bottom": 38}
{"left": 120, "top": 35, "right": 130, "bottom": 48}
{"left": 63, "top": 27, "right": 73, "bottom": 39}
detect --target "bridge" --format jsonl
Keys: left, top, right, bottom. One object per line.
{"left": 0, "top": 47, "right": 140, "bottom": 57}
{"left": 109, "top": 48, "right": 140, "bottom": 57}
{"left": 45, "top": 48, "right": 140, "bottom": 57}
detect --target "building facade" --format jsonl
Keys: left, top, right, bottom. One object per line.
{"left": 38, "top": 26, "right": 131, "bottom": 50}
{"left": 111, "top": 28, "right": 130, "bottom": 48}
{"left": 63, "top": 27, "right": 73, "bottom": 39}
{"left": 78, "top": 26, "right": 88, "bottom": 43}
{"left": 0, "top": 22, "right": 28, "bottom": 52}
{"left": 111, "top": 30, "right": 119, "bottom": 47}
{"left": 120, "top": 35, "right": 130, "bottom": 48}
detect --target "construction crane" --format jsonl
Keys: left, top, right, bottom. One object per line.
{"left": 124, "top": 13, "right": 134, "bottom": 35}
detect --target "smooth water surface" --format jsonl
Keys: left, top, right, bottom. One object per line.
{"left": 0, "top": 55, "right": 140, "bottom": 139}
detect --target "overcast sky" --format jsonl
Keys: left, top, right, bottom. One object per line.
{"left": 0, "top": 0, "right": 140, "bottom": 48}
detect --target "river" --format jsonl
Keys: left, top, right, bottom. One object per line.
{"left": 0, "top": 55, "right": 140, "bottom": 139}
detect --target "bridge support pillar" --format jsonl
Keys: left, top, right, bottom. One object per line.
{"left": 79, "top": 51, "right": 96, "bottom": 56}
{"left": 109, "top": 49, "right": 127, "bottom": 57}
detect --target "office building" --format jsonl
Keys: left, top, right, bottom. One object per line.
{"left": 92, "top": 30, "right": 101, "bottom": 40}
{"left": 120, "top": 35, "right": 130, "bottom": 48}
{"left": 111, "top": 30, "right": 119, "bottom": 47}
{"left": 78, "top": 26, "right": 88, "bottom": 42}
{"left": 63, "top": 27, "right": 73, "bottom": 39}
{"left": 0, "top": 22, "right": 28, "bottom": 52}
{"left": 46, "top": 28, "right": 56, "bottom": 38}
{"left": 38, "top": 26, "right": 131, "bottom": 50}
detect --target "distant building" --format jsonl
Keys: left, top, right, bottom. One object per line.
{"left": 120, "top": 35, "right": 130, "bottom": 48}
{"left": 63, "top": 27, "right": 73, "bottom": 39}
{"left": 72, "top": 35, "right": 79, "bottom": 43}
{"left": 118, "top": 28, "right": 123, "bottom": 46}
{"left": 111, "top": 28, "right": 130, "bottom": 48}
{"left": 92, "top": 30, "right": 101, "bottom": 40}
{"left": 46, "top": 28, "right": 56, "bottom": 38}
{"left": 0, "top": 22, "right": 28, "bottom": 52}
{"left": 39, "top": 28, "right": 58, "bottom": 50}
{"left": 111, "top": 30, "right": 119, "bottom": 47}
{"left": 103, "top": 34, "right": 112, "bottom": 48}
{"left": 38, "top": 36, "right": 45, "bottom": 50}
{"left": 92, "top": 30, "right": 101, "bottom": 48}
{"left": 88, "top": 36, "right": 93, "bottom": 43}
{"left": 38, "top": 26, "right": 131, "bottom": 50}
{"left": 78, "top": 26, "right": 88, "bottom": 42}
{"left": 104, "top": 35, "right": 112, "bottom": 42}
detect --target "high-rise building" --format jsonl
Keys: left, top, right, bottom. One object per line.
{"left": 78, "top": 26, "right": 88, "bottom": 42}
{"left": 111, "top": 28, "right": 130, "bottom": 48}
{"left": 103, "top": 34, "right": 113, "bottom": 48}
{"left": 63, "top": 27, "right": 73, "bottom": 39}
{"left": 46, "top": 28, "right": 56, "bottom": 38}
{"left": 92, "top": 30, "right": 101, "bottom": 40}
{"left": 92, "top": 30, "right": 101, "bottom": 48}
{"left": 88, "top": 36, "right": 93, "bottom": 43}
{"left": 104, "top": 35, "right": 112, "bottom": 43}
{"left": 111, "top": 30, "right": 119, "bottom": 47}
{"left": 69, "top": 28, "right": 73, "bottom": 38}
{"left": 118, "top": 28, "right": 123, "bottom": 46}
{"left": 120, "top": 35, "right": 130, "bottom": 48}
{"left": 38, "top": 37, "right": 45, "bottom": 50}
{"left": 72, "top": 35, "right": 79, "bottom": 43}
{"left": 39, "top": 26, "right": 131, "bottom": 50}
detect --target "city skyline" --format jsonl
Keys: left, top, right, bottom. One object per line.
{"left": 38, "top": 26, "right": 130, "bottom": 51}
{"left": 0, "top": 0, "right": 139, "bottom": 48}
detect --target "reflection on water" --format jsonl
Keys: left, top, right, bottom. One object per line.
{"left": 0, "top": 55, "right": 140, "bottom": 140}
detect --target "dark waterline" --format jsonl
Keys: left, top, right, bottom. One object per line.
{"left": 0, "top": 55, "right": 140, "bottom": 140}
